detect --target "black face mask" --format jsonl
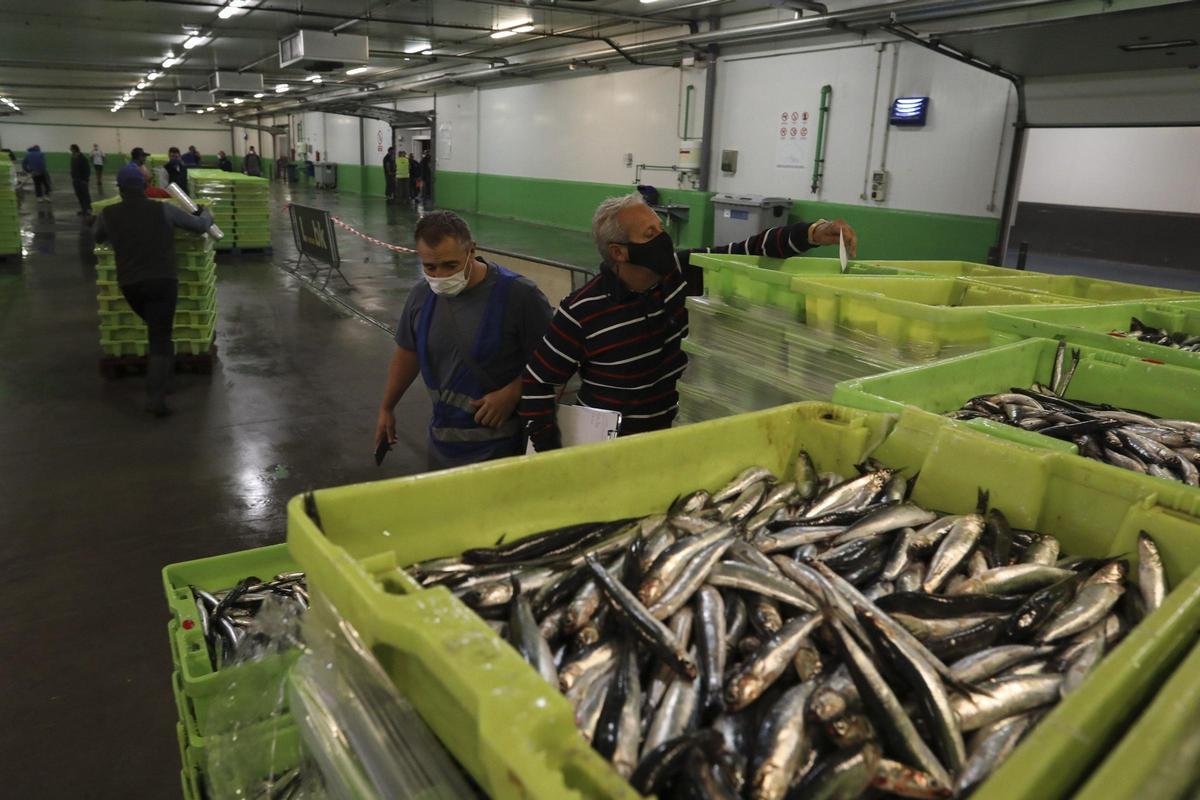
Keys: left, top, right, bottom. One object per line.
{"left": 620, "top": 231, "right": 676, "bottom": 276}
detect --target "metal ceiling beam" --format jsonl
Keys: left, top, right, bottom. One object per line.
{"left": 217, "top": 117, "right": 287, "bottom": 134}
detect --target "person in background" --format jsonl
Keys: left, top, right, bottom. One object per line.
{"left": 395, "top": 150, "right": 410, "bottom": 205}
{"left": 409, "top": 148, "right": 423, "bottom": 203}
{"left": 520, "top": 192, "right": 858, "bottom": 449}
{"left": 22, "top": 145, "right": 50, "bottom": 203}
{"left": 91, "top": 144, "right": 105, "bottom": 191}
{"left": 275, "top": 154, "right": 288, "bottom": 182}
{"left": 217, "top": 150, "right": 233, "bottom": 172}
{"left": 93, "top": 165, "right": 214, "bottom": 417}
{"left": 165, "top": 146, "right": 188, "bottom": 194}
{"left": 243, "top": 146, "right": 262, "bottom": 177}
{"left": 68, "top": 144, "right": 92, "bottom": 216}
{"left": 374, "top": 211, "right": 552, "bottom": 471}
{"left": 129, "top": 147, "right": 153, "bottom": 184}
{"left": 182, "top": 145, "right": 200, "bottom": 168}
{"left": 420, "top": 150, "right": 432, "bottom": 202}
{"left": 382, "top": 146, "right": 397, "bottom": 202}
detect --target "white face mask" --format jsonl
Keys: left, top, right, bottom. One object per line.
{"left": 425, "top": 256, "right": 474, "bottom": 297}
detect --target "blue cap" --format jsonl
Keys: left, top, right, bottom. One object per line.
{"left": 117, "top": 164, "right": 145, "bottom": 190}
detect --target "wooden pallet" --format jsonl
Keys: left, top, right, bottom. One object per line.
{"left": 99, "top": 343, "right": 218, "bottom": 379}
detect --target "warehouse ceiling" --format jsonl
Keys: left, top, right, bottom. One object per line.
{"left": 0, "top": 0, "right": 1195, "bottom": 114}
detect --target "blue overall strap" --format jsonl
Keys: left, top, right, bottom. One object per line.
{"left": 416, "top": 263, "right": 524, "bottom": 465}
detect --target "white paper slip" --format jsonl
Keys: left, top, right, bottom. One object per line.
{"left": 839, "top": 228, "right": 848, "bottom": 273}
{"left": 526, "top": 404, "right": 622, "bottom": 454}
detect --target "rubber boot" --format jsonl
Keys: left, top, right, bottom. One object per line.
{"left": 145, "top": 355, "right": 174, "bottom": 417}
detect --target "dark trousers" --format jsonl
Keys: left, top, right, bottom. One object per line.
{"left": 72, "top": 179, "right": 92, "bottom": 213}
{"left": 121, "top": 279, "right": 178, "bottom": 357}
{"left": 32, "top": 173, "right": 49, "bottom": 197}
{"left": 385, "top": 175, "right": 396, "bottom": 199}
{"left": 94, "top": 165, "right": 104, "bottom": 189}
{"left": 395, "top": 178, "right": 409, "bottom": 202}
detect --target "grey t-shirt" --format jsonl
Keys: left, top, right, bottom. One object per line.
{"left": 396, "top": 259, "right": 552, "bottom": 391}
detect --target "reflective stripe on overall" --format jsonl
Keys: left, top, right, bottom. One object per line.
{"left": 416, "top": 263, "right": 523, "bottom": 464}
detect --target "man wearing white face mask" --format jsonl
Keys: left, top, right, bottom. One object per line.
{"left": 374, "top": 211, "right": 553, "bottom": 470}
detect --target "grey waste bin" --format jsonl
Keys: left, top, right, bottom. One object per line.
{"left": 712, "top": 194, "right": 793, "bottom": 243}
{"left": 316, "top": 162, "right": 337, "bottom": 189}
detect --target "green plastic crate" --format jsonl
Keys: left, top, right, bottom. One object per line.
{"left": 101, "top": 334, "right": 214, "bottom": 357}
{"left": 98, "top": 297, "right": 215, "bottom": 327}
{"left": 789, "top": 275, "right": 1083, "bottom": 358}
{"left": 1074, "top": 636, "right": 1200, "bottom": 800}
{"left": 691, "top": 253, "right": 915, "bottom": 315}
{"left": 860, "top": 259, "right": 1031, "bottom": 278}
{"left": 964, "top": 274, "right": 1197, "bottom": 303}
{"left": 163, "top": 544, "right": 301, "bottom": 738}
{"left": 988, "top": 301, "right": 1200, "bottom": 370}
{"left": 833, "top": 336, "right": 1200, "bottom": 490}
{"left": 95, "top": 260, "right": 215, "bottom": 285}
{"left": 287, "top": 402, "right": 1200, "bottom": 800}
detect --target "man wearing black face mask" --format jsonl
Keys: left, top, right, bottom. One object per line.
{"left": 519, "top": 192, "right": 857, "bottom": 449}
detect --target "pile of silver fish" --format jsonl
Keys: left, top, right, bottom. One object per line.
{"left": 1111, "top": 317, "right": 1200, "bottom": 352}
{"left": 953, "top": 340, "right": 1200, "bottom": 486}
{"left": 406, "top": 457, "right": 1168, "bottom": 799}
{"left": 190, "top": 571, "right": 308, "bottom": 670}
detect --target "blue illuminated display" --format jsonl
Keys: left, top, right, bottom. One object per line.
{"left": 890, "top": 96, "right": 930, "bottom": 127}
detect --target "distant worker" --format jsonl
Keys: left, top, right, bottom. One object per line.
{"left": 395, "top": 150, "right": 410, "bottom": 204}
{"left": 68, "top": 144, "right": 92, "bottom": 216}
{"left": 383, "top": 146, "right": 397, "bottom": 202}
{"left": 217, "top": 150, "right": 233, "bottom": 172}
{"left": 520, "top": 192, "right": 858, "bottom": 449}
{"left": 374, "top": 211, "right": 553, "bottom": 471}
{"left": 243, "top": 146, "right": 262, "bottom": 177}
{"left": 165, "top": 146, "right": 188, "bottom": 195}
{"left": 91, "top": 143, "right": 106, "bottom": 191}
{"left": 129, "top": 147, "right": 153, "bottom": 184}
{"left": 420, "top": 150, "right": 432, "bottom": 202}
{"left": 409, "top": 148, "right": 423, "bottom": 203}
{"left": 275, "top": 154, "right": 288, "bottom": 182}
{"left": 92, "top": 165, "right": 214, "bottom": 417}
{"left": 22, "top": 145, "right": 50, "bottom": 203}
{"left": 182, "top": 145, "right": 200, "bottom": 168}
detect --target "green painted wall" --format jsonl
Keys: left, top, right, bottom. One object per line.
{"left": 435, "top": 170, "right": 1000, "bottom": 263}
{"left": 362, "top": 164, "right": 389, "bottom": 198}
{"left": 336, "top": 164, "right": 364, "bottom": 195}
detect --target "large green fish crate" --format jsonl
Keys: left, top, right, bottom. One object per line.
{"left": 690, "top": 253, "right": 915, "bottom": 315}
{"left": 963, "top": 274, "right": 1197, "bottom": 303}
{"left": 987, "top": 301, "right": 1200, "bottom": 370}
{"left": 832, "top": 336, "right": 1200, "bottom": 495}
{"left": 788, "top": 275, "right": 1084, "bottom": 358}
{"left": 1074, "top": 636, "right": 1200, "bottom": 800}
{"left": 859, "top": 259, "right": 1032, "bottom": 278}
{"left": 162, "top": 544, "right": 301, "bottom": 738}
{"left": 287, "top": 402, "right": 1200, "bottom": 800}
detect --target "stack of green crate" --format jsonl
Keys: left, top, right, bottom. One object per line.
{"left": 91, "top": 195, "right": 217, "bottom": 357}
{"left": 189, "top": 169, "right": 271, "bottom": 251}
{"left": 0, "top": 162, "right": 19, "bottom": 256}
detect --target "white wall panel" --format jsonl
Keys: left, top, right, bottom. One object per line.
{"left": 1019, "top": 127, "right": 1200, "bottom": 214}
{"left": 323, "top": 113, "right": 360, "bottom": 163}
{"left": 434, "top": 89, "right": 479, "bottom": 173}
{"left": 361, "top": 117, "right": 391, "bottom": 168}
{"left": 0, "top": 108, "right": 231, "bottom": 156}
{"left": 1026, "top": 69, "right": 1200, "bottom": 126}
{"left": 299, "top": 111, "right": 325, "bottom": 159}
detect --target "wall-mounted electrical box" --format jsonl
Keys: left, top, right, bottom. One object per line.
{"left": 870, "top": 170, "right": 888, "bottom": 202}
{"left": 624, "top": 152, "right": 633, "bottom": 167}
{"left": 720, "top": 149, "right": 738, "bottom": 174}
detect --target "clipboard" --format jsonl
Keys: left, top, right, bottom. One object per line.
{"left": 526, "top": 405, "right": 622, "bottom": 454}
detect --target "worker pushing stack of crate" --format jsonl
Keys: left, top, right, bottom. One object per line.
{"left": 188, "top": 169, "right": 271, "bottom": 253}
{"left": 91, "top": 195, "right": 218, "bottom": 377}
{"left": 0, "top": 161, "right": 20, "bottom": 259}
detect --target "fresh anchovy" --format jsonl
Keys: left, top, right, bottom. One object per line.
{"left": 723, "top": 592, "right": 747, "bottom": 654}
{"left": 950, "top": 645, "right": 1057, "bottom": 684}
{"left": 762, "top": 481, "right": 798, "bottom": 510}
{"left": 725, "top": 614, "right": 821, "bottom": 711}
{"left": 896, "top": 562, "right": 925, "bottom": 593}
{"left": 802, "top": 469, "right": 895, "bottom": 521}
{"left": 508, "top": 585, "right": 558, "bottom": 686}
{"left": 745, "top": 504, "right": 785, "bottom": 536}
{"left": 728, "top": 540, "right": 783, "bottom": 575}
{"left": 794, "top": 451, "right": 818, "bottom": 500}
{"left": 649, "top": 538, "right": 734, "bottom": 620}
{"left": 640, "top": 524, "right": 734, "bottom": 606}
{"left": 642, "top": 666, "right": 699, "bottom": 757}
{"left": 952, "top": 675, "right": 1063, "bottom": 731}
{"left": 1137, "top": 531, "right": 1167, "bottom": 613}
{"left": 672, "top": 514, "right": 719, "bottom": 535}
{"left": 586, "top": 556, "right": 696, "bottom": 679}
{"left": 749, "top": 681, "right": 815, "bottom": 800}
{"left": 611, "top": 653, "right": 644, "bottom": 777}
{"left": 921, "top": 617, "right": 1006, "bottom": 662}
{"left": 876, "top": 591, "right": 1023, "bottom": 618}
{"left": 559, "top": 640, "right": 617, "bottom": 692}
{"left": 630, "top": 730, "right": 723, "bottom": 796}
{"left": 713, "top": 466, "right": 774, "bottom": 504}
{"left": 951, "top": 564, "right": 1076, "bottom": 595}
{"left": 671, "top": 491, "right": 710, "bottom": 516}
{"left": 693, "top": 587, "right": 726, "bottom": 720}
{"left": 1061, "top": 634, "right": 1106, "bottom": 695}
{"left": 872, "top": 758, "right": 953, "bottom": 799}
{"left": 722, "top": 481, "right": 767, "bottom": 523}
{"left": 793, "top": 641, "right": 823, "bottom": 682}
{"left": 924, "top": 510, "right": 985, "bottom": 593}
{"left": 593, "top": 644, "right": 632, "bottom": 760}
{"left": 893, "top": 613, "right": 1002, "bottom": 641}
{"left": 753, "top": 525, "right": 846, "bottom": 553}
{"left": 792, "top": 742, "right": 880, "bottom": 800}
{"left": 645, "top": 609, "right": 694, "bottom": 718}
{"left": 832, "top": 503, "right": 938, "bottom": 546}
{"left": 1039, "top": 561, "right": 1127, "bottom": 642}
{"left": 565, "top": 575, "right": 603, "bottom": 633}
{"left": 955, "top": 713, "right": 1036, "bottom": 796}
{"left": 1051, "top": 339, "right": 1067, "bottom": 395}
{"left": 462, "top": 518, "right": 636, "bottom": 565}
{"left": 706, "top": 562, "right": 816, "bottom": 611}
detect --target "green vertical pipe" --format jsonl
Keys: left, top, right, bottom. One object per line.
{"left": 811, "top": 84, "right": 832, "bottom": 194}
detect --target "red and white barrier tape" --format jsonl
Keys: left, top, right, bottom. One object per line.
{"left": 329, "top": 215, "right": 417, "bottom": 254}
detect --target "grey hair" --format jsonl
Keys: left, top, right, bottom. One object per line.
{"left": 592, "top": 192, "right": 647, "bottom": 261}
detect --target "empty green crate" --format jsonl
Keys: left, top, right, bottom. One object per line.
{"left": 988, "top": 301, "right": 1200, "bottom": 370}
{"left": 99, "top": 306, "right": 215, "bottom": 331}
{"left": 101, "top": 327, "right": 214, "bottom": 356}
{"left": 964, "top": 274, "right": 1197, "bottom": 303}
{"left": 788, "top": 275, "right": 1083, "bottom": 358}
{"left": 833, "top": 336, "right": 1200, "bottom": 492}
{"left": 287, "top": 401, "right": 1200, "bottom": 800}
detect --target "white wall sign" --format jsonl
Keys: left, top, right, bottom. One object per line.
{"left": 774, "top": 109, "right": 810, "bottom": 169}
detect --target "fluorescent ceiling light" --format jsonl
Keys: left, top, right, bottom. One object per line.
{"left": 147, "top": 71, "right": 162, "bottom": 80}
{"left": 233, "top": 97, "right": 244, "bottom": 104}
{"left": 136, "top": 82, "right": 147, "bottom": 89}
{"left": 162, "top": 56, "right": 180, "bottom": 68}
{"left": 253, "top": 92, "right": 264, "bottom": 98}
{"left": 403, "top": 41, "right": 430, "bottom": 54}
{"left": 345, "top": 66, "right": 368, "bottom": 75}
{"left": 275, "top": 83, "right": 290, "bottom": 92}
{"left": 307, "top": 74, "right": 322, "bottom": 82}
{"left": 129, "top": 88, "right": 139, "bottom": 96}
{"left": 513, "top": 25, "right": 535, "bottom": 33}
{"left": 1118, "top": 38, "right": 1197, "bottom": 52}
{"left": 206, "top": 106, "right": 215, "bottom": 111}
{"left": 182, "top": 35, "right": 210, "bottom": 50}
{"left": 490, "top": 30, "right": 517, "bottom": 39}
{"left": 218, "top": 101, "right": 229, "bottom": 107}
{"left": 196, "top": 109, "right": 204, "bottom": 114}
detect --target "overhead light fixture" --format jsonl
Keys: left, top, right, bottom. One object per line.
{"left": 491, "top": 19, "right": 533, "bottom": 39}
{"left": 233, "top": 97, "right": 244, "bottom": 104}
{"left": 403, "top": 41, "right": 430, "bottom": 54}
{"left": 345, "top": 66, "right": 368, "bottom": 75}
{"left": 307, "top": 74, "right": 323, "bottom": 82}
{"left": 1119, "top": 38, "right": 1197, "bottom": 52}
{"left": 253, "top": 92, "right": 264, "bottom": 98}
{"left": 206, "top": 105, "right": 215, "bottom": 111}
{"left": 513, "top": 25, "right": 534, "bottom": 33}
{"left": 275, "top": 83, "right": 290, "bottom": 93}
{"left": 218, "top": 1, "right": 247, "bottom": 19}
{"left": 182, "top": 35, "right": 210, "bottom": 50}
{"left": 162, "top": 54, "right": 181, "bottom": 68}
{"left": 130, "top": 88, "right": 140, "bottom": 96}
{"left": 196, "top": 109, "right": 204, "bottom": 114}
{"left": 137, "top": 82, "right": 147, "bottom": 89}
{"left": 218, "top": 101, "right": 229, "bottom": 107}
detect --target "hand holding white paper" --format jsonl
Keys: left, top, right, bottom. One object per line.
{"left": 839, "top": 228, "right": 848, "bottom": 273}
{"left": 164, "top": 182, "right": 225, "bottom": 241}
